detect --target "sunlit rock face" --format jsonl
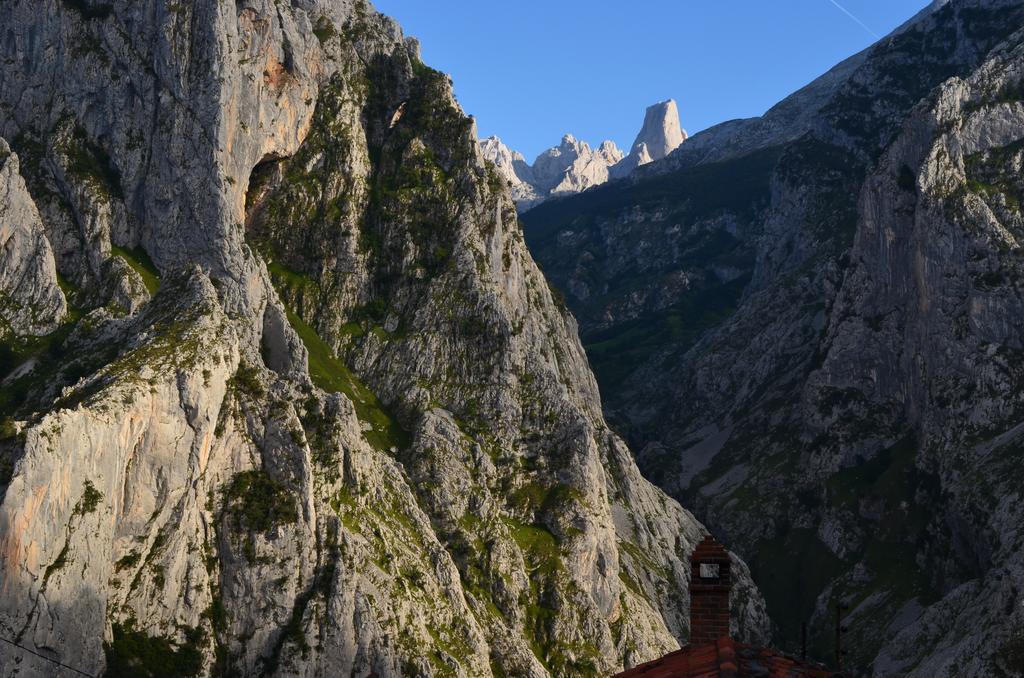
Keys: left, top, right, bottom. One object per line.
{"left": 610, "top": 100, "right": 688, "bottom": 179}
{"left": 0, "top": 139, "right": 67, "bottom": 338}
{"left": 0, "top": 1, "right": 767, "bottom": 676}
{"left": 481, "top": 99, "right": 687, "bottom": 212}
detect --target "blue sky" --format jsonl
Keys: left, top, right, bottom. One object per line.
{"left": 373, "top": 0, "right": 931, "bottom": 160}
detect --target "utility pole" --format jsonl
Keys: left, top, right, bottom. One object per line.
{"left": 835, "top": 605, "right": 841, "bottom": 670}
{"left": 835, "top": 602, "right": 849, "bottom": 672}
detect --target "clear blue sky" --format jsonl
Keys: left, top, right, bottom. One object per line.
{"left": 373, "top": 0, "right": 931, "bottom": 160}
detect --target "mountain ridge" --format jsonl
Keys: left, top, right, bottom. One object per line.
{"left": 481, "top": 99, "right": 687, "bottom": 211}
{"left": 522, "top": 1, "right": 1024, "bottom": 674}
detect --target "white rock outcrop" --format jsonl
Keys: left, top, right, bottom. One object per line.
{"left": 479, "top": 136, "right": 542, "bottom": 209}
{"left": 482, "top": 99, "right": 686, "bottom": 211}
{"left": 532, "top": 135, "right": 625, "bottom": 196}
{"left": 611, "top": 99, "right": 688, "bottom": 178}
{"left": 0, "top": 138, "right": 67, "bottom": 338}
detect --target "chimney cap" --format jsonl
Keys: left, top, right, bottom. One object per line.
{"left": 691, "top": 535, "right": 730, "bottom": 563}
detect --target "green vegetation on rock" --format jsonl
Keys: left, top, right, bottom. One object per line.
{"left": 53, "top": 120, "right": 122, "bottom": 201}
{"left": 964, "top": 139, "right": 1024, "bottom": 220}
{"left": 103, "top": 620, "right": 203, "bottom": 678}
{"left": 111, "top": 245, "right": 161, "bottom": 295}
{"left": 76, "top": 480, "right": 102, "bottom": 515}
{"left": 502, "top": 518, "right": 602, "bottom": 673}
{"left": 508, "top": 519, "right": 561, "bottom": 579}
{"left": 221, "top": 468, "right": 299, "bottom": 562}
{"left": 584, "top": 276, "right": 749, "bottom": 395}
{"left": 283, "top": 305, "right": 408, "bottom": 453}
{"left": 312, "top": 17, "right": 336, "bottom": 46}
{"left": 222, "top": 469, "right": 299, "bottom": 534}
{"left": 0, "top": 297, "right": 84, "bottom": 419}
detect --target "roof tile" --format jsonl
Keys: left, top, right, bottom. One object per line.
{"left": 614, "top": 636, "right": 836, "bottom": 677}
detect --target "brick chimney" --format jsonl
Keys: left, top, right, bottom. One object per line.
{"left": 689, "top": 535, "right": 732, "bottom": 646}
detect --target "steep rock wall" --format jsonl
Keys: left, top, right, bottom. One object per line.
{"left": 0, "top": 1, "right": 769, "bottom": 676}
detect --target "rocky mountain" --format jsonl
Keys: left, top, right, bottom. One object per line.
{"left": 0, "top": 1, "right": 768, "bottom": 677}
{"left": 479, "top": 134, "right": 627, "bottom": 212}
{"left": 531, "top": 136, "right": 626, "bottom": 198}
{"left": 0, "top": 139, "right": 67, "bottom": 339}
{"left": 481, "top": 135, "right": 625, "bottom": 212}
{"left": 609, "top": 100, "right": 689, "bottom": 179}
{"left": 477, "top": 136, "right": 543, "bottom": 209}
{"left": 522, "top": 1, "right": 1024, "bottom": 675}
{"left": 481, "top": 100, "right": 686, "bottom": 212}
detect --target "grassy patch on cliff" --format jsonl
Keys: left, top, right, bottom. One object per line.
{"left": 0, "top": 277, "right": 205, "bottom": 420}
{"left": 112, "top": 245, "right": 161, "bottom": 295}
{"left": 0, "top": 296, "right": 85, "bottom": 423}
{"left": 266, "top": 262, "right": 320, "bottom": 309}
{"left": 507, "top": 519, "right": 561, "bottom": 578}
{"left": 509, "top": 481, "right": 584, "bottom": 516}
{"left": 283, "top": 306, "right": 408, "bottom": 453}
{"left": 502, "top": 519, "right": 603, "bottom": 673}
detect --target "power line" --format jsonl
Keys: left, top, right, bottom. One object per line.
{"left": 0, "top": 634, "right": 95, "bottom": 677}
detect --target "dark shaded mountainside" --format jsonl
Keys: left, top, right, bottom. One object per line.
{"left": 523, "top": 0, "right": 1024, "bottom": 675}
{"left": 0, "top": 1, "right": 770, "bottom": 677}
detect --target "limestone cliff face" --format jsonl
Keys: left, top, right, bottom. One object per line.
{"left": 479, "top": 136, "right": 542, "bottom": 209}
{"left": 523, "top": 1, "right": 1024, "bottom": 675}
{"left": 632, "top": 100, "right": 687, "bottom": 161}
{"left": 0, "top": 1, "right": 767, "bottom": 677}
{"left": 825, "top": 44, "right": 1024, "bottom": 677}
{"left": 0, "top": 140, "right": 67, "bottom": 339}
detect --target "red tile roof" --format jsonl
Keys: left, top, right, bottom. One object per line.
{"left": 614, "top": 636, "right": 835, "bottom": 678}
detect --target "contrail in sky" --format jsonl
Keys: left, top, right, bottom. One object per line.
{"left": 827, "top": 0, "right": 882, "bottom": 40}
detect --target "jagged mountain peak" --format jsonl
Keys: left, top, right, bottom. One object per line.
{"left": 484, "top": 99, "right": 686, "bottom": 211}
{"left": 630, "top": 98, "right": 687, "bottom": 161}
{"left": 609, "top": 99, "right": 688, "bottom": 179}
